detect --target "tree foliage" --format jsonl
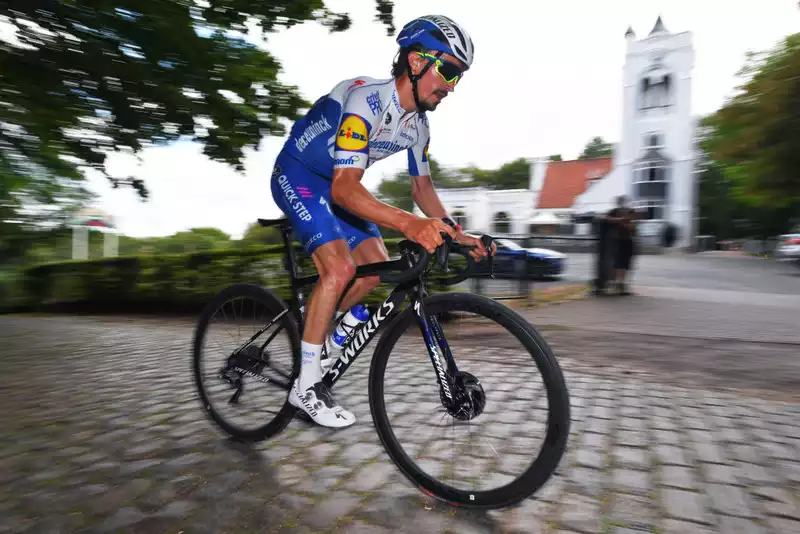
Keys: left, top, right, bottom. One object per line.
{"left": 701, "top": 33, "right": 800, "bottom": 212}
{"left": 578, "top": 136, "right": 614, "bottom": 159}
{"left": 376, "top": 156, "right": 532, "bottom": 215}
{"left": 0, "top": 0, "right": 395, "bottom": 199}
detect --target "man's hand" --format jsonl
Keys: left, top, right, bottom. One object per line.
{"left": 401, "top": 217, "right": 457, "bottom": 253}
{"left": 455, "top": 231, "right": 496, "bottom": 262}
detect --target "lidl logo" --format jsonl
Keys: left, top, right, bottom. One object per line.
{"left": 335, "top": 114, "right": 369, "bottom": 152}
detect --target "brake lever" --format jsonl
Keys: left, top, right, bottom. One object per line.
{"left": 481, "top": 234, "right": 495, "bottom": 278}
{"left": 436, "top": 232, "right": 453, "bottom": 271}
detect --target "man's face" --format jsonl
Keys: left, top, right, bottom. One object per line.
{"left": 408, "top": 50, "right": 467, "bottom": 112}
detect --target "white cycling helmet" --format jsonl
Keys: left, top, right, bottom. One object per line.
{"left": 396, "top": 15, "right": 475, "bottom": 69}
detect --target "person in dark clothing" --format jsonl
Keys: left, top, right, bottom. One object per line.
{"left": 590, "top": 212, "right": 615, "bottom": 295}
{"left": 606, "top": 195, "right": 638, "bottom": 295}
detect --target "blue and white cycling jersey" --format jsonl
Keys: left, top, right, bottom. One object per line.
{"left": 281, "top": 76, "right": 431, "bottom": 179}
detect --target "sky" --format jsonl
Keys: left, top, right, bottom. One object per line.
{"left": 13, "top": 1, "right": 800, "bottom": 239}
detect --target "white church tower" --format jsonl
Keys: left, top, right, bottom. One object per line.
{"left": 575, "top": 16, "right": 697, "bottom": 247}
{"left": 621, "top": 16, "right": 696, "bottom": 247}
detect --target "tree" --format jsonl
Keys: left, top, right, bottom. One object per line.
{"left": 0, "top": 0, "right": 395, "bottom": 200}
{"left": 701, "top": 33, "right": 800, "bottom": 216}
{"left": 0, "top": 168, "right": 94, "bottom": 266}
{"left": 238, "top": 220, "right": 284, "bottom": 247}
{"left": 549, "top": 154, "right": 563, "bottom": 161}
{"left": 578, "top": 137, "right": 614, "bottom": 159}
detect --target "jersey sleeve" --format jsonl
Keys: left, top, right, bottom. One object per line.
{"left": 407, "top": 116, "right": 431, "bottom": 177}
{"left": 332, "top": 87, "right": 383, "bottom": 172}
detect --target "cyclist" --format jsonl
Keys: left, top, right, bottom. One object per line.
{"left": 270, "top": 15, "right": 494, "bottom": 428}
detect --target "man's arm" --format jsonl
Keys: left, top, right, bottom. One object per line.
{"left": 330, "top": 168, "right": 416, "bottom": 233}
{"left": 411, "top": 174, "right": 450, "bottom": 220}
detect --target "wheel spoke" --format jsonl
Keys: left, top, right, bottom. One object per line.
{"left": 370, "top": 292, "right": 570, "bottom": 509}
{"left": 192, "top": 285, "right": 301, "bottom": 442}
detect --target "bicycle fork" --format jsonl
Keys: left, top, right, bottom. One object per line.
{"left": 412, "top": 287, "right": 459, "bottom": 407}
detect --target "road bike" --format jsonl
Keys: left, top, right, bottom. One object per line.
{"left": 192, "top": 217, "right": 571, "bottom": 509}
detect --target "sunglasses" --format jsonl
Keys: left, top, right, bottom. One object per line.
{"left": 414, "top": 52, "right": 466, "bottom": 85}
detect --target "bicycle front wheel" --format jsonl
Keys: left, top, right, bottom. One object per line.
{"left": 368, "top": 292, "right": 570, "bottom": 509}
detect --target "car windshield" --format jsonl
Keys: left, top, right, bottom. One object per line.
{"left": 497, "top": 239, "right": 523, "bottom": 251}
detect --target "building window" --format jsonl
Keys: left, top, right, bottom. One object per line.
{"left": 632, "top": 200, "right": 666, "bottom": 221}
{"left": 639, "top": 72, "right": 672, "bottom": 111}
{"left": 493, "top": 211, "right": 511, "bottom": 234}
{"left": 633, "top": 160, "right": 670, "bottom": 203}
{"left": 645, "top": 132, "right": 665, "bottom": 150}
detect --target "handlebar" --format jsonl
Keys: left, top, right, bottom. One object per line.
{"left": 378, "top": 233, "right": 495, "bottom": 285}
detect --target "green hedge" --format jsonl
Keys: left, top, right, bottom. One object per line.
{"left": 8, "top": 239, "right": 452, "bottom": 314}
{"left": 0, "top": 268, "right": 27, "bottom": 313}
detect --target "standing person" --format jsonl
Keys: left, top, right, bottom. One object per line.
{"left": 606, "top": 195, "right": 637, "bottom": 295}
{"left": 269, "top": 16, "right": 495, "bottom": 428}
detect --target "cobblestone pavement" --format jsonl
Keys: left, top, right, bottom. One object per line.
{"left": 1, "top": 314, "right": 799, "bottom": 533}
{"left": 521, "top": 288, "right": 800, "bottom": 402}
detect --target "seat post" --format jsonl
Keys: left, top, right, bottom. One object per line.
{"left": 279, "top": 225, "right": 306, "bottom": 324}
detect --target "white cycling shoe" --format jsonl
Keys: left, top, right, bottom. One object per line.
{"left": 289, "top": 379, "right": 355, "bottom": 428}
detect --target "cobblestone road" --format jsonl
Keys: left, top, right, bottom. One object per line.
{"left": 1, "top": 312, "right": 799, "bottom": 533}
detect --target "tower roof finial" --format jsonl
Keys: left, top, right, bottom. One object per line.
{"left": 649, "top": 15, "right": 667, "bottom": 36}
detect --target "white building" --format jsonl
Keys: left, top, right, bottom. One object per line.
{"left": 421, "top": 16, "right": 698, "bottom": 248}
{"left": 574, "top": 16, "right": 697, "bottom": 247}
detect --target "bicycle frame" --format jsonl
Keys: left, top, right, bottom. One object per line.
{"left": 273, "top": 222, "right": 460, "bottom": 400}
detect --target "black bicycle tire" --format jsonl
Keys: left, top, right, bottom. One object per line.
{"left": 368, "top": 292, "right": 571, "bottom": 509}
{"left": 192, "top": 283, "right": 301, "bottom": 441}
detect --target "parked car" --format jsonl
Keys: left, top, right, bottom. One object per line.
{"left": 776, "top": 233, "right": 800, "bottom": 268}
{"left": 465, "top": 235, "right": 566, "bottom": 279}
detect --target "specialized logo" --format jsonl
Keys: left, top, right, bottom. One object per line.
{"left": 295, "top": 116, "right": 332, "bottom": 152}
{"left": 336, "top": 114, "right": 369, "bottom": 152}
{"left": 414, "top": 301, "right": 452, "bottom": 400}
{"left": 271, "top": 165, "right": 281, "bottom": 178}
{"left": 329, "top": 300, "right": 395, "bottom": 380}
{"left": 334, "top": 155, "right": 361, "bottom": 166}
{"left": 277, "top": 175, "right": 312, "bottom": 222}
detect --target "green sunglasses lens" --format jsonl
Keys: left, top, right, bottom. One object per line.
{"left": 436, "top": 61, "right": 463, "bottom": 83}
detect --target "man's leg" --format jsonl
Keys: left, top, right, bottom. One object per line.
{"left": 335, "top": 237, "right": 389, "bottom": 313}
{"left": 302, "top": 239, "right": 356, "bottom": 363}
{"left": 269, "top": 153, "right": 357, "bottom": 427}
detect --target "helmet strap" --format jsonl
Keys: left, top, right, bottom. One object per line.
{"left": 407, "top": 50, "right": 441, "bottom": 112}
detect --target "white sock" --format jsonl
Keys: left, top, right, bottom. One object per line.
{"left": 299, "top": 341, "right": 323, "bottom": 391}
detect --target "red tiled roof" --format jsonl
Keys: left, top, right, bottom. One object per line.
{"left": 536, "top": 157, "right": 613, "bottom": 209}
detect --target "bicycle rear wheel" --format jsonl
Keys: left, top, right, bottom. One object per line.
{"left": 192, "top": 283, "right": 301, "bottom": 441}
{"left": 368, "top": 292, "right": 570, "bottom": 509}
